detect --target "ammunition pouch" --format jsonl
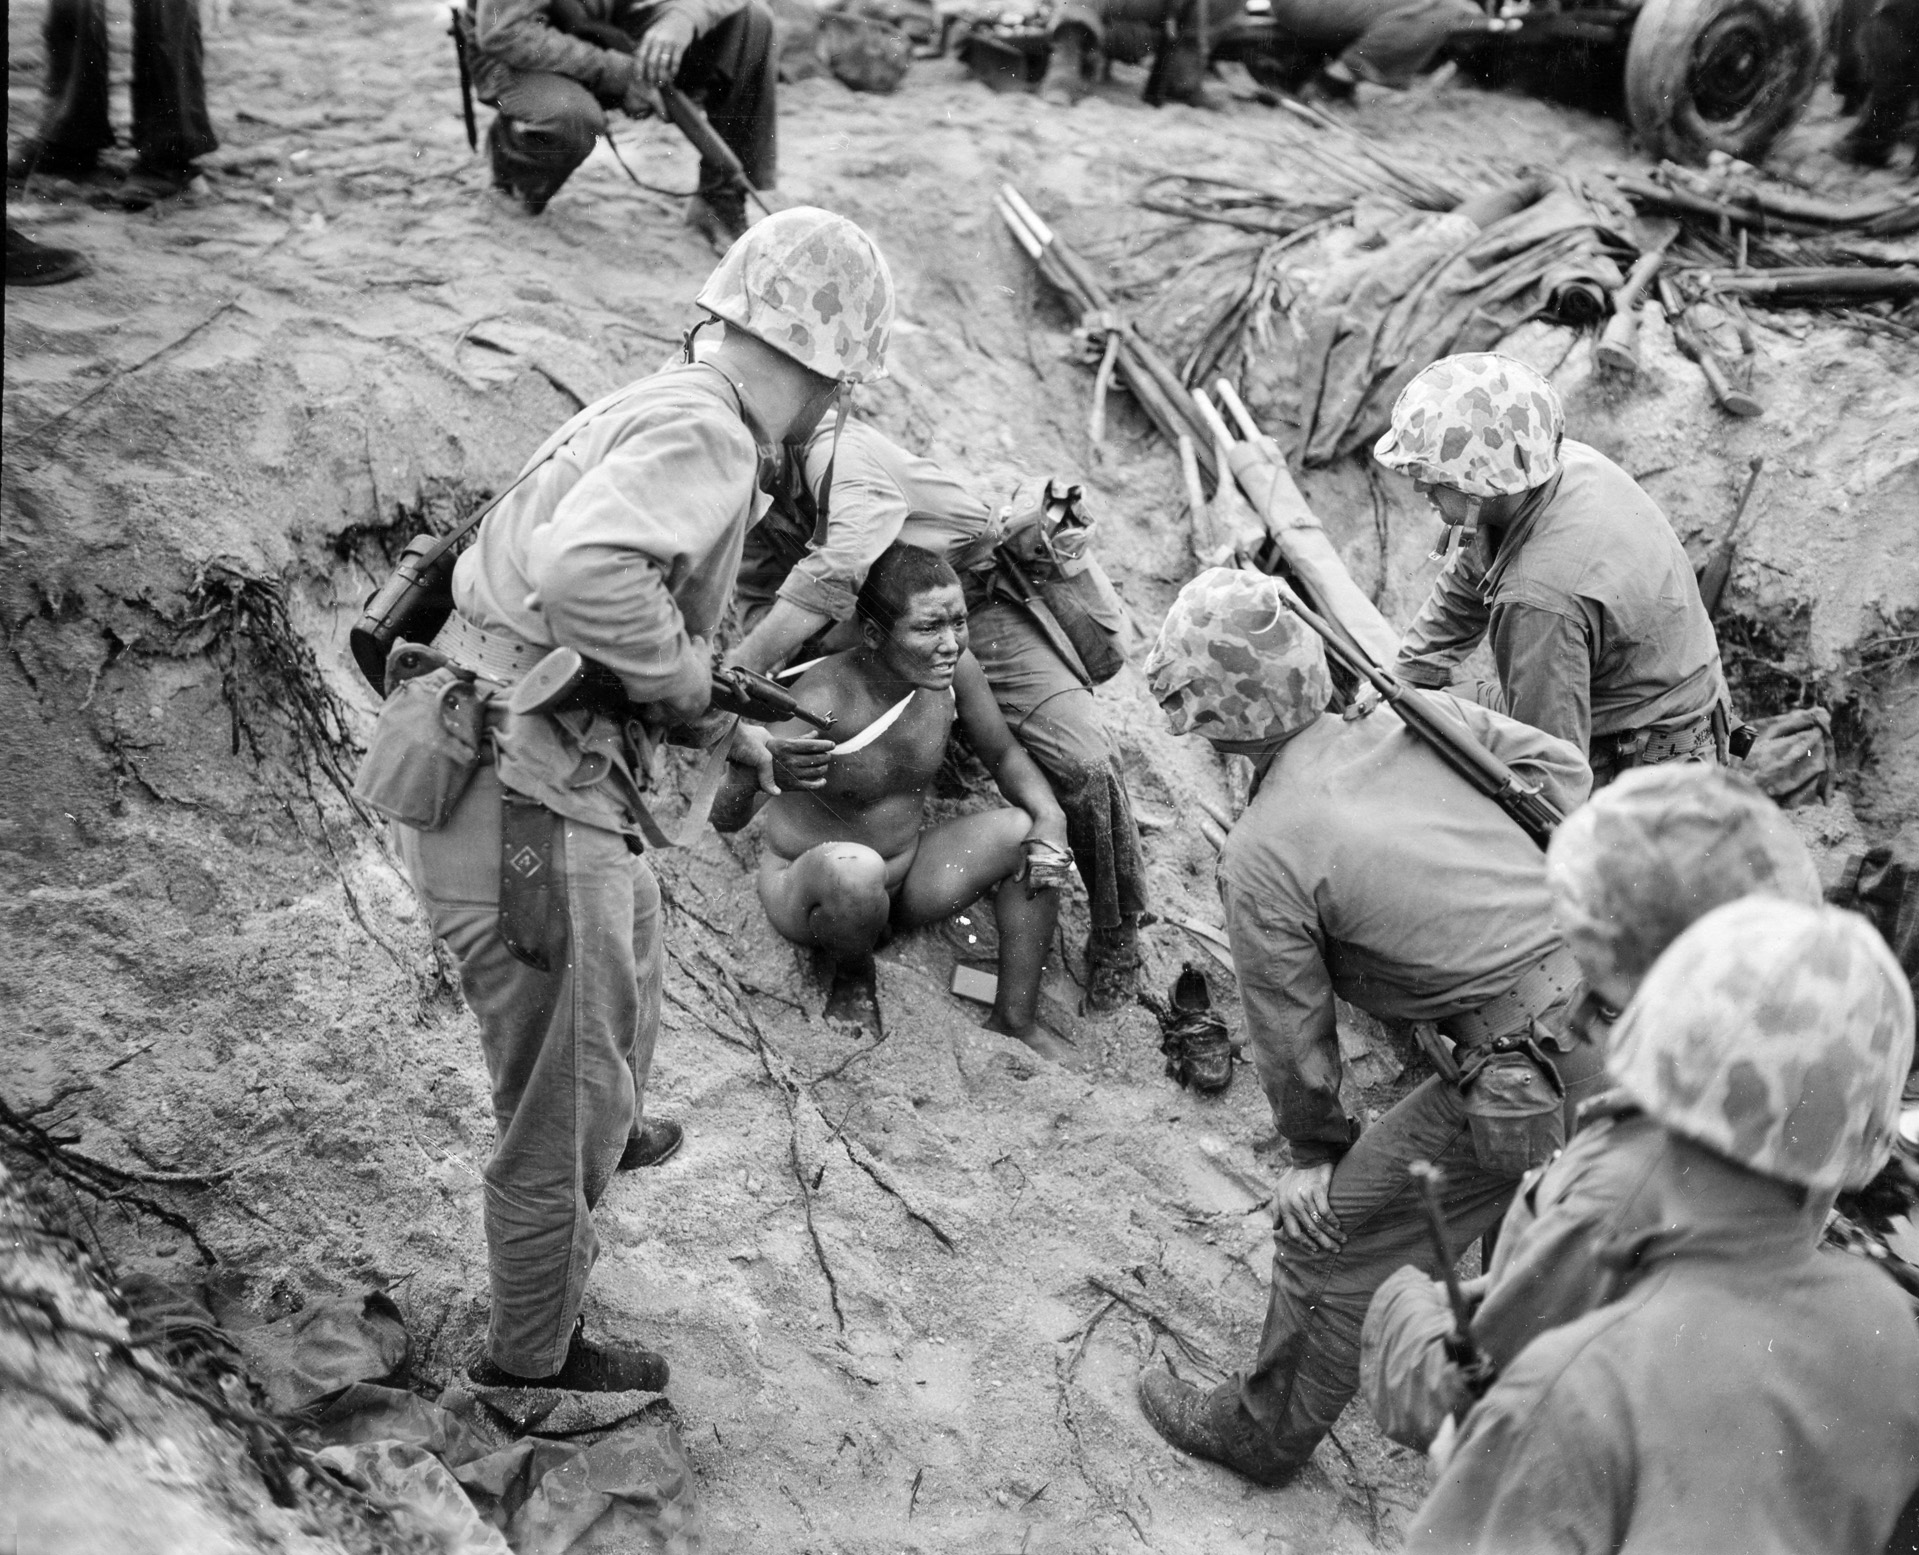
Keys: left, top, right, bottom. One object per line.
{"left": 1457, "top": 1032, "right": 1566, "bottom": 1177}
{"left": 350, "top": 648, "right": 492, "bottom": 830}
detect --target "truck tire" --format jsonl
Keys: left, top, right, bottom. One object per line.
{"left": 1624, "top": 0, "right": 1823, "bottom": 163}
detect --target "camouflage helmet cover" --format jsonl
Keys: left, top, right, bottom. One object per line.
{"left": 1373, "top": 352, "right": 1565, "bottom": 498}
{"left": 1143, "top": 567, "right": 1331, "bottom": 744}
{"left": 1547, "top": 765, "right": 1822, "bottom": 992}
{"left": 695, "top": 206, "right": 895, "bottom": 383}
{"left": 1608, "top": 898, "right": 1915, "bottom": 1191}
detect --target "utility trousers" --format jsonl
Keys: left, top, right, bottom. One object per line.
{"left": 30, "top": 0, "right": 218, "bottom": 169}
{"left": 474, "top": 3, "right": 776, "bottom": 209}
{"left": 1211, "top": 1026, "right": 1609, "bottom": 1475}
{"left": 966, "top": 599, "right": 1146, "bottom": 933}
{"left": 1263, "top": 0, "right": 1483, "bottom": 86}
{"left": 396, "top": 765, "right": 663, "bottom": 1376}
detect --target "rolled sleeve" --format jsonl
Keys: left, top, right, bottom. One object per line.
{"left": 1362, "top": 1265, "right": 1472, "bottom": 1452}
{"left": 1397, "top": 544, "right": 1491, "bottom": 687}
{"left": 1220, "top": 875, "right": 1350, "bottom": 1164}
{"left": 777, "top": 436, "right": 916, "bottom": 623}
{"left": 476, "top": 0, "right": 639, "bottom": 94}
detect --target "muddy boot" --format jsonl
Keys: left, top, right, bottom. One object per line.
{"left": 685, "top": 185, "right": 749, "bottom": 251}
{"left": 1039, "top": 24, "right": 1098, "bottom": 106}
{"left": 470, "top": 1318, "right": 670, "bottom": 1394}
{"left": 486, "top": 117, "right": 562, "bottom": 215}
{"left": 1144, "top": 962, "right": 1234, "bottom": 1093}
{"left": 6, "top": 226, "right": 88, "bottom": 287}
{"left": 1137, "top": 1371, "right": 1301, "bottom": 1488}
{"left": 617, "top": 1118, "right": 685, "bottom": 1171}
{"left": 1083, "top": 916, "right": 1142, "bottom": 1014}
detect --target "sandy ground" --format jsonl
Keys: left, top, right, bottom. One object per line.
{"left": 4, "top": 1, "right": 1916, "bottom": 1549}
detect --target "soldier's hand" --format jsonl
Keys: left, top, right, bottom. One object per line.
{"left": 729, "top": 724, "right": 833, "bottom": 795}
{"left": 636, "top": 13, "right": 694, "bottom": 85}
{"left": 1274, "top": 1163, "right": 1344, "bottom": 1252}
{"left": 622, "top": 75, "right": 664, "bottom": 118}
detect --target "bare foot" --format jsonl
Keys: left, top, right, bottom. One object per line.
{"left": 984, "top": 1011, "right": 1081, "bottom": 1068}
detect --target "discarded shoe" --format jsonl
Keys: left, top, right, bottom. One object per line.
{"left": 617, "top": 1118, "right": 684, "bottom": 1171}
{"left": 1137, "top": 1370, "right": 1299, "bottom": 1488}
{"left": 1083, "top": 916, "right": 1142, "bottom": 1014}
{"left": 685, "top": 187, "right": 748, "bottom": 250}
{"left": 6, "top": 226, "right": 88, "bottom": 287}
{"left": 469, "top": 1318, "right": 669, "bottom": 1394}
{"left": 1141, "top": 961, "right": 1234, "bottom": 1093}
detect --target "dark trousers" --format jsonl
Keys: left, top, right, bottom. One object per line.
{"left": 1215, "top": 1035, "right": 1608, "bottom": 1472}
{"left": 482, "top": 4, "right": 775, "bottom": 207}
{"left": 967, "top": 599, "right": 1146, "bottom": 932}
{"left": 33, "top": 0, "right": 218, "bottom": 168}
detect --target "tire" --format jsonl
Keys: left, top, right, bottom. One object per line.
{"left": 1624, "top": 0, "right": 1825, "bottom": 163}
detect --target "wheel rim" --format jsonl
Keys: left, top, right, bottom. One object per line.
{"left": 1687, "top": 6, "right": 1784, "bottom": 124}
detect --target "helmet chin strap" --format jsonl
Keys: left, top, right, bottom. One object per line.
{"left": 1427, "top": 492, "right": 1483, "bottom": 563}
{"left": 810, "top": 386, "right": 851, "bottom": 547}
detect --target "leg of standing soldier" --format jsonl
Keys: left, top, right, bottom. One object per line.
{"left": 968, "top": 599, "right": 1147, "bottom": 1009}
{"left": 396, "top": 767, "right": 642, "bottom": 1378}
{"left": 1218, "top": 1077, "right": 1517, "bottom": 1473}
{"left": 485, "top": 69, "right": 605, "bottom": 214}
{"left": 128, "top": 0, "right": 217, "bottom": 175}
{"left": 27, "top": 0, "right": 114, "bottom": 177}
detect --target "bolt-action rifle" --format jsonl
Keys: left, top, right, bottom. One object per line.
{"left": 1268, "top": 576, "right": 1564, "bottom": 850}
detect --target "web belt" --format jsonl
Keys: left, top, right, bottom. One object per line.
{"left": 1438, "top": 941, "right": 1584, "bottom": 1050}
{"left": 431, "top": 610, "right": 548, "bottom": 686}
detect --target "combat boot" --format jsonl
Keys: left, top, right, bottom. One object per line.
{"left": 617, "top": 1118, "right": 685, "bottom": 1171}
{"left": 469, "top": 1318, "right": 670, "bottom": 1394}
{"left": 1137, "top": 1370, "right": 1300, "bottom": 1487}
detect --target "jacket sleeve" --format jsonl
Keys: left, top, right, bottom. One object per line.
{"left": 1423, "top": 693, "right": 1594, "bottom": 819}
{"left": 1470, "top": 1201, "right": 1621, "bottom": 1375}
{"left": 525, "top": 410, "right": 757, "bottom": 707}
{"left": 474, "top": 0, "right": 639, "bottom": 95}
{"left": 1396, "top": 544, "right": 1492, "bottom": 689}
{"left": 1220, "top": 872, "right": 1353, "bottom": 1166}
{"left": 777, "top": 431, "right": 912, "bottom": 621}
{"left": 1406, "top": 1350, "right": 1627, "bottom": 1555}
{"left": 654, "top": 0, "right": 749, "bottom": 36}
{"left": 1362, "top": 1266, "right": 1472, "bottom": 1453}
{"left": 1485, "top": 600, "right": 1595, "bottom": 757}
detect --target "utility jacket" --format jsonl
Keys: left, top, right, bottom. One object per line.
{"left": 1403, "top": 1132, "right": 1919, "bottom": 1554}
{"left": 451, "top": 361, "right": 769, "bottom": 837}
{"left": 1394, "top": 441, "right": 1727, "bottom": 756}
{"left": 749, "top": 422, "right": 999, "bottom": 623}
{"left": 1217, "top": 703, "right": 1590, "bottom": 1166}
{"left": 472, "top": 0, "right": 745, "bottom": 98}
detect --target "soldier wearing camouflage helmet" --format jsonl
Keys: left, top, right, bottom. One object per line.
{"left": 1376, "top": 352, "right": 1730, "bottom": 786}
{"left": 1361, "top": 764, "right": 1828, "bottom": 1457}
{"left": 1404, "top": 898, "right": 1919, "bottom": 1555}
{"left": 1134, "top": 566, "right": 1603, "bottom": 1489}
{"left": 357, "top": 208, "right": 893, "bottom": 1397}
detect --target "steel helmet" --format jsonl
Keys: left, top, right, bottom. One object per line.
{"left": 1608, "top": 898, "right": 1914, "bottom": 1192}
{"left": 695, "top": 206, "right": 895, "bottom": 384}
{"left": 1548, "top": 765, "right": 1822, "bottom": 996}
{"left": 1144, "top": 567, "right": 1331, "bottom": 745}
{"left": 1373, "top": 353, "right": 1564, "bottom": 497}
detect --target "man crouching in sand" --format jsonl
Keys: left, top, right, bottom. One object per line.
{"left": 716, "top": 543, "right": 1078, "bottom": 1062}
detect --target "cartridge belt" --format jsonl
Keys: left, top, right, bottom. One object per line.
{"left": 431, "top": 610, "right": 547, "bottom": 687}
{"left": 1439, "top": 942, "right": 1584, "bottom": 1051}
